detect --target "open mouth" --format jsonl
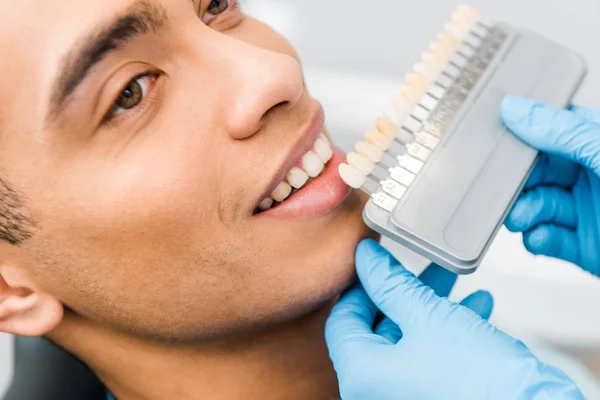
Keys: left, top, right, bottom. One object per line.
{"left": 254, "top": 130, "right": 333, "bottom": 214}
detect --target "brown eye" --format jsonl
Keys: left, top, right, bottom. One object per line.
{"left": 116, "top": 80, "right": 143, "bottom": 111}
{"left": 104, "top": 74, "right": 155, "bottom": 121}
{"left": 207, "top": 0, "right": 229, "bottom": 15}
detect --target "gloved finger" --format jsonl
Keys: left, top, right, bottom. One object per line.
{"left": 501, "top": 96, "right": 600, "bottom": 176}
{"left": 523, "top": 224, "right": 580, "bottom": 266}
{"left": 355, "top": 239, "right": 441, "bottom": 331}
{"left": 459, "top": 290, "right": 494, "bottom": 320}
{"left": 325, "top": 285, "right": 391, "bottom": 364}
{"left": 524, "top": 154, "right": 581, "bottom": 190}
{"left": 374, "top": 263, "right": 462, "bottom": 343}
{"left": 505, "top": 186, "right": 577, "bottom": 232}
{"left": 374, "top": 316, "right": 403, "bottom": 343}
{"left": 570, "top": 105, "right": 600, "bottom": 124}
{"left": 417, "top": 262, "right": 457, "bottom": 298}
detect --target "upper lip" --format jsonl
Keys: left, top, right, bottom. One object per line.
{"left": 255, "top": 102, "right": 326, "bottom": 209}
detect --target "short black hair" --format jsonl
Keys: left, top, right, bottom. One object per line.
{"left": 0, "top": 178, "right": 36, "bottom": 245}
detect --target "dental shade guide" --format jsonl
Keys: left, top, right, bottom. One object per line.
{"left": 339, "top": 5, "right": 587, "bottom": 274}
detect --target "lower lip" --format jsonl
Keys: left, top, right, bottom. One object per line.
{"left": 256, "top": 147, "right": 352, "bottom": 219}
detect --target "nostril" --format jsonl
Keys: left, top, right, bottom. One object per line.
{"left": 261, "top": 100, "right": 289, "bottom": 121}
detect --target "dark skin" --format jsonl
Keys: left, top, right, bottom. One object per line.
{"left": 0, "top": 0, "right": 374, "bottom": 399}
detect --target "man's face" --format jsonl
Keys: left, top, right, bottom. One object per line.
{"left": 0, "top": 0, "right": 371, "bottom": 341}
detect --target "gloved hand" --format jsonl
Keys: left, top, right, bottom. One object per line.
{"left": 502, "top": 96, "right": 600, "bottom": 275}
{"left": 326, "top": 239, "right": 583, "bottom": 400}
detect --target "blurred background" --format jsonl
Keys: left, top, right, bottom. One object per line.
{"left": 2, "top": 0, "right": 600, "bottom": 396}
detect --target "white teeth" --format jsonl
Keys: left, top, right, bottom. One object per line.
{"left": 430, "top": 42, "right": 450, "bottom": 60}
{"left": 347, "top": 152, "right": 374, "bottom": 175}
{"left": 405, "top": 73, "right": 428, "bottom": 93}
{"left": 399, "top": 84, "right": 422, "bottom": 103}
{"left": 302, "top": 151, "right": 325, "bottom": 178}
{"left": 338, "top": 163, "right": 366, "bottom": 189}
{"left": 271, "top": 181, "right": 293, "bottom": 202}
{"left": 437, "top": 32, "right": 458, "bottom": 52}
{"left": 314, "top": 137, "right": 333, "bottom": 163}
{"left": 414, "top": 62, "right": 438, "bottom": 83}
{"left": 356, "top": 141, "right": 383, "bottom": 163}
{"left": 258, "top": 197, "right": 274, "bottom": 211}
{"left": 375, "top": 117, "right": 398, "bottom": 137}
{"left": 421, "top": 52, "right": 445, "bottom": 72}
{"left": 366, "top": 130, "right": 393, "bottom": 150}
{"left": 383, "top": 104, "right": 407, "bottom": 127}
{"left": 444, "top": 22, "right": 469, "bottom": 41}
{"left": 286, "top": 167, "right": 309, "bottom": 189}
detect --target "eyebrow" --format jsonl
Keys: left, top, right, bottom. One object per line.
{"left": 47, "top": 0, "right": 169, "bottom": 121}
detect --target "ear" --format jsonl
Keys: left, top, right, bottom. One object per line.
{"left": 0, "top": 245, "right": 63, "bottom": 336}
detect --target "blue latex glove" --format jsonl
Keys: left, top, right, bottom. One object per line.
{"left": 326, "top": 240, "right": 583, "bottom": 400}
{"left": 502, "top": 96, "right": 600, "bottom": 274}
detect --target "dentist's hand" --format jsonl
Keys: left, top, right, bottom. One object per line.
{"left": 326, "top": 240, "right": 583, "bottom": 400}
{"left": 502, "top": 96, "right": 600, "bottom": 275}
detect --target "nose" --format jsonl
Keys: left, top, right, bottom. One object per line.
{"left": 205, "top": 32, "right": 304, "bottom": 140}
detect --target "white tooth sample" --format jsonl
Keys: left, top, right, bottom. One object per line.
{"left": 376, "top": 117, "right": 398, "bottom": 137}
{"left": 437, "top": 32, "right": 459, "bottom": 53}
{"left": 313, "top": 137, "right": 333, "bottom": 163}
{"left": 393, "top": 93, "right": 415, "bottom": 115}
{"left": 451, "top": 11, "right": 473, "bottom": 27}
{"left": 405, "top": 73, "right": 428, "bottom": 93}
{"left": 366, "top": 130, "right": 393, "bottom": 150}
{"left": 383, "top": 104, "right": 407, "bottom": 127}
{"left": 399, "top": 84, "right": 422, "bottom": 103}
{"left": 444, "top": 22, "right": 469, "bottom": 41}
{"left": 320, "top": 132, "right": 329, "bottom": 143}
{"left": 347, "top": 152, "right": 374, "bottom": 175}
{"left": 258, "top": 197, "right": 274, "bottom": 211}
{"left": 430, "top": 42, "right": 450, "bottom": 60}
{"left": 301, "top": 151, "right": 325, "bottom": 177}
{"left": 338, "top": 163, "right": 366, "bottom": 189}
{"left": 356, "top": 141, "right": 383, "bottom": 163}
{"left": 271, "top": 181, "right": 292, "bottom": 202}
{"left": 454, "top": 5, "right": 480, "bottom": 25}
{"left": 421, "top": 52, "right": 445, "bottom": 72}
{"left": 286, "top": 167, "right": 309, "bottom": 189}
{"left": 414, "top": 62, "right": 438, "bottom": 83}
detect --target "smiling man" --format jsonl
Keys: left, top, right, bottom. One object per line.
{"left": 0, "top": 0, "right": 374, "bottom": 399}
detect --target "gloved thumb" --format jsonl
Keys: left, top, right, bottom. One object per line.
{"left": 355, "top": 239, "right": 445, "bottom": 332}
{"left": 501, "top": 95, "right": 600, "bottom": 176}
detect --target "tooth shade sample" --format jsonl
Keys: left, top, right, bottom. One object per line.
{"left": 437, "top": 32, "right": 459, "bottom": 52}
{"left": 356, "top": 141, "right": 383, "bottom": 162}
{"left": 258, "top": 197, "right": 274, "bottom": 210}
{"left": 271, "top": 181, "right": 292, "bottom": 202}
{"left": 320, "top": 132, "right": 329, "bottom": 143}
{"left": 430, "top": 42, "right": 451, "bottom": 59}
{"left": 383, "top": 104, "right": 407, "bottom": 127}
{"left": 347, "top": 152, "right": 374, "bottom": 175}
{"left": 338, "top": 164, "right": 366, "bottom": 189}
{"left": 376, "top": 116, "right": 398, "bottom": 137}
{"left": 421, "top": 52, "right": 445, "bottom": 72}
{"left": 405, "top": 73, "right": 428, "bottom": 93}
{"left": 366, "top": 130, "right": 393, "bottom": 149}
{"left": 286, "top": 167, "right": 309, "bottom": 189}
{"left": 314, "top": 137, "right": 333, "bottom": 163}
{"left": 414, "top": 62, "right": 438, "bottom": 83}
{"left": 301, "top": 151, "right": 325, "bottom": 177}
{"left": 399, "top": 84, "right": 422, "bottom": 103}
{"left": 454, "top": 6, "right": 480, "bottom": 25}
{"left": 444, "top": 22, "right": 469, "bottom": 41}
{"left": 393, "top": 94, "right": 415, "bottom": 115}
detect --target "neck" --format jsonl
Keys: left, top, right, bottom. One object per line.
{"left": 52, "top": 304, "right": 340, "bottom": 400}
